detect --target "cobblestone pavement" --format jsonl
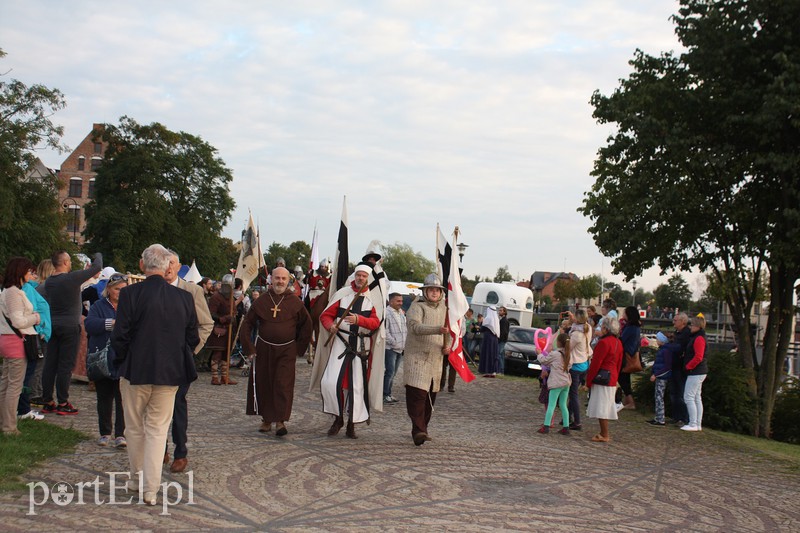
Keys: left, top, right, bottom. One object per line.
{"left": 2, "top": 359, "right": 799, "bottom": 532}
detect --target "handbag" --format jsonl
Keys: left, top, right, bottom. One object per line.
{"left": 622, "top": 351, "right": 643, "bottom": 373}
{"left": 538, "top": 377, "right": 549, "bottom": 405}
{"left": 593, "top": 368, "right": 611, "bottom": 386}
{"left": 23, "top": 335, "right": 40, "bottom": 362}
{"left": 86, "top": 340, "right": 113, "bottom": 381}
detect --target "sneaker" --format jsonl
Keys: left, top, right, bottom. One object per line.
{"left": 98, "top": 435, "right": 112, "bottom": 446}
{"left": 680, "top": 424, "right": 700, "bottom": 432}
{"left": 41, "top": 402, "right": 57, "bottom": 414}
{"left": 114, "top": 436, "right": 127, "bottom": 448}
{"left": 568, "top": 424, "right": 582, "bottom": 431}
{"left": 384, "top": 395, "right": 398, "bottom": 404}
{"left": 537, "top": 425, "right": 550, "bottom": 434}
{"left": 615, "top": 402, "right": 625, "bottom": 413}
{"left": 56, "top": 402, "right": 79, "bottom": 415}
{"left": 647, "top": 419, "right": 666, "bottom": 426}
{"left": 17, "top": 410, "right": 45, "bottom": 421}
{"left": 558, "top": 427, "right": 570, "bottom": 435}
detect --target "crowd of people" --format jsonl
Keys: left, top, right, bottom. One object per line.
{"left": 0, "top": 247, "right": 710, "bottom": 505}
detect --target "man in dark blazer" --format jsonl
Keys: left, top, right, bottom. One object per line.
{"left": 112, "top": 244, "right": 199, "bottom": 506}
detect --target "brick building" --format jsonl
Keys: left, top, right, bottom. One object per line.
{"left": 56, "top": 123, "right": 107, "bottom": 244}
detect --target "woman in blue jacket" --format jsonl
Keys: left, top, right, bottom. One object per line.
{"left": 85, "top": 273, "right": 127, "bottom": 447}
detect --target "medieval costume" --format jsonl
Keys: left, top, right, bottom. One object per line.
{"left": 240, "top": 288, "right": 312, "bottom": 433}
{"left": 403, "top": 274, "right": 448, "bottom": 446}
{"left": 206, "top": 283, "right": 237, "bottom": 385}
{"left": 309, "top": 264, "right": 384, "bottom": 438}
{"left": 478, "top": 306, "right": 501, "bottom": 377}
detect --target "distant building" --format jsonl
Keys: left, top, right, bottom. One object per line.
{"left": 56, "top": 123, "right": 107, "bottom": 245}
{"left": 527, "top": 271, "right": 579, "bottom": 301}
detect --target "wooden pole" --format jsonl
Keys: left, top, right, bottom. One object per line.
{"left": 323, "top": 284, "right": 367, "bottom": 347}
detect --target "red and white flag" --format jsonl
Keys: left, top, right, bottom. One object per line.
{"left": 437, "top": 225, "right": 475, "bottom": 383}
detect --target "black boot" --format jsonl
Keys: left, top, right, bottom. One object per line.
{"left": 327, "top": 416, "right": 344, "bottom": 436}
{"left": 346, "top": 419, "right": 357, "bottom": 439}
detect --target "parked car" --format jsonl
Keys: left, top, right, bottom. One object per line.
{"left": 503, "top": 326, "right": 542, "bottom": 377}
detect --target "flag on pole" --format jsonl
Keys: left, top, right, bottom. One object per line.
{"left": 437, "top": 225, "right": 475, "bottom": 383}
{"left": 309, "top": 224, "right": 320, "bottom": 271}
{"left": 329, "top": 196, "right": 349, "bottom": 300}
{"left": 235, "top": 212, "right": 263, "bottom": 292}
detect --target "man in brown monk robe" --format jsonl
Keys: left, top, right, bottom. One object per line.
{"left": 240, "top": 267, "right": 312, "bottom": 436}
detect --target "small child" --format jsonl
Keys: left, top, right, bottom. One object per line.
{"left": 648, "top": 332, "right": 680, "bottom": 426}
{"left": 536, "top": 333, "right": 572, "bottom": 435}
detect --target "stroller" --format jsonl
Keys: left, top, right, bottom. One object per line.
{"left": 228, "top": 340, "right": 251, "bottom": 377}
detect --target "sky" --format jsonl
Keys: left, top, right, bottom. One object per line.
{"left": 2, "top": 0, "right": 700, "bottom": 295}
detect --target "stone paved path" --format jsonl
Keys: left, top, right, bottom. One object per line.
{"left": 1, "top": 359, "right": 799, "bottom": 531}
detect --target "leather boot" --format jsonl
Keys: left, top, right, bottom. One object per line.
{"left": 221, "top": 361, "right": 237, "bottom": 385}
{"left": 327, "top": 416, "right": 344, "bottom": 436}
{"left": 210, "top": 360, "right": 221, "bottom": 385}
{"left": 346, "top": 419, "right": 357, "bottom": 439}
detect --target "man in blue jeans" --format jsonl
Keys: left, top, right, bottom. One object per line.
{"left": 497, "top": 306, "right": 510, "bottom": 374}
{"left": 383, "top": 293, "right": 406, "bottom": 404}
{"left": 41, "top": 251, "right": 102, "bottom": 415}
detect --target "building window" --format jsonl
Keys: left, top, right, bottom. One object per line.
{"left": 65, "top": 205, "right": 81, "bottom": 233}
{"left": 68, "top": 177, "right": 82, "bottom": 198}
{"left": 93, "top": 142, "right": 102, "bottom": 154}
{"left": 88, "top": 178, "right": 96, "bottom": 199}
{"left": 78, "top": 156, "right": 85, "bottom": 171}
{"left": 91, "top": 157, "right": 102, "bottom": 170}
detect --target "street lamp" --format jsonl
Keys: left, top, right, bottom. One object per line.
{"left": 62, "top": 198, "right": 79, "bottom": 244}
{"left": 456, "top": 242, "right": 469, "bottom": 263}
{"left": 632, "top": 279, "right": 638, "bottom": 307}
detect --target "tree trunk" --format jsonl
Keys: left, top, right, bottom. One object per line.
{"left": 757, "top": 263, "right": 797, "bottom": 438}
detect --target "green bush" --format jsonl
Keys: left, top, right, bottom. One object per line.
{"left": 701, "top": 350, "right": 755, "bottom": 434}
{"left": 634, "top": 349, "right": 756, "bottom": 433}
{"left": 771, "top": 377, "right": 800, "bottom": 444}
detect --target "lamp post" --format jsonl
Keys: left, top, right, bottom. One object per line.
{"left": 62, "top": 198, "right": 79, "bottom": 244}
{"left": 456, "top": 242, "right": 469, "bottom": 263}
{"left": 632, "top": 279, "right": 638, "bottom": 307}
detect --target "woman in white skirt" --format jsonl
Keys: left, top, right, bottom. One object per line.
{"left": 585, "top": 317, "right": 623, "bottom": 442}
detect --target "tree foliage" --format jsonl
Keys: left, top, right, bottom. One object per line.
{"left": 84, "top": 116, "right": 236, "bottom": 276}
{"left": 553, "top": 279, "right": 577, "bottom": 303}
{"left": 263, "top": 240, "right": 311, "bottom": 272}
{"left": 381, "top": 242, "right": 434, "bottom": 283}
{"left": 580, "top": 0, "right": 800, "bottom": 436}
{"left": 653, "top": 274, "right": 692, "bottom": 311}
{"left": 493, "top": 265, "right": 513, "bottom": 283}
{"left": 0, "top": 49, "right": 71, "bottom": 264}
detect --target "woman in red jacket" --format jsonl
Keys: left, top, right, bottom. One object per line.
{"left": 585, "top": 316, "right": 623, "bottom": 442}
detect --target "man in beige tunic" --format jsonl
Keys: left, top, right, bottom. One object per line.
{"left": 403, "top": 274, "right": 449, "bottom": 446}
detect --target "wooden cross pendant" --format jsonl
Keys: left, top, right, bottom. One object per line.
{"left": 271, "top": 304, "right": 281, "bottom": 318}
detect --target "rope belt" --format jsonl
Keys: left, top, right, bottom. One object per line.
{"left": 255, "top": 335, "right": 295, "bottom": 347}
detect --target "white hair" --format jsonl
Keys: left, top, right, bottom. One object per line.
{"left": 602, "top": 316, "right": 621, "bottom": 336}
{"left": 141, "top": 244, "right": 171, "bottom": 273}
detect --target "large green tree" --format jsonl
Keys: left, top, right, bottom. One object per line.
{"left": 653, "top": 274, "right": 692, "bottom": 311}
{"left": 0, "top": 49, "right": 71, "bottom": 264}
{"left": 580, "top": 0, "right": 800, "bottom": 436}
{"left": 84, "top": 116, "right": 235, "bottom": 275}
{"left": 263, "top": 240, "right": 311, "bottom": 272}
{"left": 381, "top": 243, "right": 434, "bottom": 283}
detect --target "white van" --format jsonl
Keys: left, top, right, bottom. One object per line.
{"left": 470, "top": 282, "right": 534, "bottom": 327}
{"left": 388, "top": 280, "right": 423, "bottom": 311}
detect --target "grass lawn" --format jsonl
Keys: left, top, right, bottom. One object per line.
{"left": 0, "top": 419, "right": 88, "bottom": 492}
{"left": 706, "top": 429, "right": 800, "bottom": 471}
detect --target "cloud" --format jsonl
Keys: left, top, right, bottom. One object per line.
{"left": 2, "top": 0, "right": 687, "bottom": 291}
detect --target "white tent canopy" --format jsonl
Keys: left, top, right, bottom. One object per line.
{"left": 183, "top": 261, "right": 203, "bottom": 284}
